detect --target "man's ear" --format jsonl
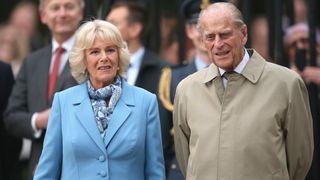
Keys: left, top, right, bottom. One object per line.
{"left": 185, "top": 23, "right": 194, "bottom": 40}
{"left": 129, "top": 22, "right": 143, "bottom": 39}
{"left": 39, "top": 9, "right": 47, "bottom": 24}
{"left": 241, "top": 25, "right": 248, "bottom": 45}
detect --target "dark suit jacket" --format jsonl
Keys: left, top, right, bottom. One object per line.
{"left": 4, "top": 45, "right": 77, "bottom": 180}
{"left": 0, "top": 61, "right": 22, "bottom": 180}
{"left": 170, "top": 61, "right": 197, "bottom": 103}
{"left": 162, "top": 60, "right": 198, "bottom": 131}
{"left": 132, "top": 49, "right": 174, "bottom": 173}
{"left": 135, "top": 49, "right": 168, "bottom": 94}
{"left": 160, "top": 60, "right": 197, "bottom": 180}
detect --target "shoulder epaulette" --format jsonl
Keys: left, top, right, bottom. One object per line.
{"left": 158, "top": 67, "right": 174, "bottom": 112}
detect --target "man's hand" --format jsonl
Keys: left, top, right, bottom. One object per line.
{"left": 35, "top": 108, "right": 51, "bottom": 129}
{"left": 301, "top": 66, "right": 320, "bottom": 84}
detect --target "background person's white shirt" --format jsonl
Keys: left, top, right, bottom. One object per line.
{"left": 219, "top": 49, "right": 250, "bottom": 88}
{"left": 127, "top": 47, "right": 145, "bottom": 85}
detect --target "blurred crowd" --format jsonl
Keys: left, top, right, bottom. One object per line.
{"left": 0, "top": 0, "right": 319, "bottom": 180}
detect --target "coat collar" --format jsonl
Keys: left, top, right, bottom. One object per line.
{"left": 72, "top": 79, "right": 134, "bottom": 153}
{"left": 202, "top": 49, "right": 265, "bottom": 84}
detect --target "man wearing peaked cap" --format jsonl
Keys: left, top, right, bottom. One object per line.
{"left": 159, "top": 0, "right": 226, "bottom": 179}
{"left": 183, "top": 0, "right": 226, "bottom": 24}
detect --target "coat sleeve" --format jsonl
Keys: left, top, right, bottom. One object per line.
{"left": 34, "top": 93, "right": 62, "bottom": 180}
{"left": 145, "top": 94, "right": 165, "bottom": 180}
{"left": 4, "top": 59, "right": 35, "bottom": 139}
{"left": 285, "top": 77, "right": 313, "bottom": 180}
{"left": 173, "top": 81, "right": 190, "bottom": 177}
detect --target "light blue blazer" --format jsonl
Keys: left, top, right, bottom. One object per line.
{"left": 34, "top": 80, "right": 165, "bottom": 180}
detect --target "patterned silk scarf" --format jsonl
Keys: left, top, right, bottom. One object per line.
{"left": 87, "top": 76, "right": 122, "bottom": 135}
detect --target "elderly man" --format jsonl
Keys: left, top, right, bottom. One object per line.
{"left": 173, "top": 2, "right": 313, "bottom": 180}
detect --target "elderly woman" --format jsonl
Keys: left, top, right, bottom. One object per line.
{"left": 34, "top": 20, "right": 165, "bottom": 180}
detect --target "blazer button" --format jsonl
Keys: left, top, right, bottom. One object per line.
{"left": 99, "top": 170, "right": 107, "bottom": 177}
{"left": 98, "top": 155, "right": 105, "bottom": 162}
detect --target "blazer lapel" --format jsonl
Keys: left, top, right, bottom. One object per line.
{"left": 73, "top": 84, "right": 106, "bottom": 153}
{"left": 103, "top": 81, "right": 134, "bottom": 148}
{"left": 35, "top": 46, "right": 52, "bottom": 106}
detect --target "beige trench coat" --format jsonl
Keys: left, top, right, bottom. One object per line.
{"left": 173, "top": 49, "right": 313, "bottom": 180}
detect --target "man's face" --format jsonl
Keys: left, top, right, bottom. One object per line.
{"left": 40, "top": 0, "right": 83, "bottom": 40}
{"left": 186, "top": 23, "right": 207, "bottom": 53}
{"left": 10, "top": 5, "right": 37, "bottom": 37}
{"left": 286, "top": 31, "right": 309, "bottom": 64}
{"left": 106, "top": 6, "right": 131, "bottom": 42}
{"left": 200, "top": 11, "right": 247, "bottom": 72}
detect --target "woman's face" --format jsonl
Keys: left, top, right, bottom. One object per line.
{"left": 84, "top": 38, "right": 119, "bottom": 89}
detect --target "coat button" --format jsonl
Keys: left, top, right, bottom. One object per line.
{"left": 98, "top": 155, "right": 105, "bottom": 162}
{"left": 100, "top": 170, "right": 107, "bottom": 177}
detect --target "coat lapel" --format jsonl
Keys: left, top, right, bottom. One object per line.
{"left": 73, "top": 83, "right": 107, "bottom": 153}
{"left": 202, "top": 63, "right": 224, "bottom": 104}
{"left": 241, "top": 49, "right": 266, "bottom": 84}
{"left": 103, "top": 81, "right": 134, "bottom": 148}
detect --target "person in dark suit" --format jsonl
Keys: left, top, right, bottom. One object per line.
{"left": 105, "top": 1, "right": 172, "bottom": 175}
{"left": 34, "top": 20, "right": 164, "bottom": 180}
{"left": 0, "top": 61, "right": 22, "bottom": 180}
{"left": 106, "top": 1, "right": 167, "bottom": 94}
{"left": 158, "top": 0, "right": 225, "bottom": 179}
{"left": 4, "top": 0, "right": 84, "bottom": 179}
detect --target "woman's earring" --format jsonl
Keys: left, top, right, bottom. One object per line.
{"left": 117, "top": 67, "right": 120, "bottom": 70}
{"left": 82, "top": 69, "right": 88, "bottom": 75}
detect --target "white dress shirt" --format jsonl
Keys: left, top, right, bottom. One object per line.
{"left": 218, "top": 49, "right": 250, "bottom": 88}
{"left": 127, "top": 47, "right": 145, "bottom": 85}
{"left": 31, "top": 35, "right": 76, "bottom": 138}
{"left": 195, "top": 54, "right": 210, "bottom": 71}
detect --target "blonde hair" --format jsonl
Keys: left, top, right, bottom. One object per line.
{"left": 0, "top": 24, "right": 29, "bottom": 76}
{"left": 69, "top": 20, "right": 130, "bottom": 83}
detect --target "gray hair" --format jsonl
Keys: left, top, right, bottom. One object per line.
{"left": 197, "top": 2, "right": 245, "bottom": 34}
{"left": 69, "top": 20, "right": 130, "bottom": 83}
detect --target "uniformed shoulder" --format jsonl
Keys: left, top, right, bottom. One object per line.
{"left": 171, "top": 62, "right": 197, "bottom": 81}
{"left": 176, "top": 67, "right": 208, "bottom": 90}
{"left": 159, "top": 67, "right": 174, "bottom": 111}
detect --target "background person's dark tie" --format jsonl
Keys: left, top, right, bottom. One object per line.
{"left": 48, "top": 46, "right": 64, "bottom": 101}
